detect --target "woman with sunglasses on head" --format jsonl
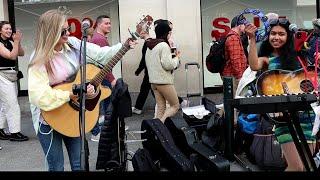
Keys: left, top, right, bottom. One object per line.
{"left": 28, "top": 9, "right": 137, "bottom": 171}
{"left": 0, "top": 21, "right": 28, "bottom": 141}
{"left": 245, "top": 18, "right": 316, "bottom": 171}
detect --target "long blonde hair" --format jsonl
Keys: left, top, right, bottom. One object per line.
{"left": 29, "top": 9, "right": 67, "bottom": 76}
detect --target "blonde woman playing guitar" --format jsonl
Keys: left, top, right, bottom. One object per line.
{"left": 28, "top": 10, "right": 151, "bottom": 171}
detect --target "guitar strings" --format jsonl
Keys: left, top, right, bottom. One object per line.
{"left": 87, "top": 45, "right": 129, "bottom": 85}
{"left": 80, "top": 41, "right": 130, "bottom": 87}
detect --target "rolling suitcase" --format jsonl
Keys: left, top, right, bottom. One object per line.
{"left": 165, "top": 117, "right": 230, "bottom": 172}
{"left": 141, "top": 118, "right": 194, "bottom": 172}
{"left": 182, "top": 62, "right": 211, "bottom": 135}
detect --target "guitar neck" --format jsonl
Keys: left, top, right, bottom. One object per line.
{"left": 90, "top": 44, "right": 130, "bottom": 86}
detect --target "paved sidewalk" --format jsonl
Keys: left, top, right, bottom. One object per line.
{"left": 0, "top": 93, "right": 254, "bottom": 172}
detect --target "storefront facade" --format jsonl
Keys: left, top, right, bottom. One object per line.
{"left": 0, "top": 0, "right": 319, "bottom": 96}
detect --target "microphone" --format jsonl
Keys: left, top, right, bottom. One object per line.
{"left": 82, "top": 19, "right": 91, "bottom": 30}
{"left": 289, "top": 23, "right": 298, "bottom": 33}
{"left": 312, "top": 18, "right": 320, "bottom": 30}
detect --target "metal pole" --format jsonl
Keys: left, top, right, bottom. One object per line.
{"left": 223, "top": 77, "right": 234, "bottom": 161}
{"left": 79, "top": 28, "right": 89, "bottom": 172}
{"left": 7, "top": 0, "right": 22, "bottom": 95}
{"left": 317, "top": 0, "right": 320, "bottom": 18}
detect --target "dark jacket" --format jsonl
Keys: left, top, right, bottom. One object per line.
{"left": 135, "top": 38, "right": 151, "bottom": 76}
{"left": 96, "top": 78, "right": 132, "bottom": 171}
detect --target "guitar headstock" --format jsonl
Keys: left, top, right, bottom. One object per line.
{"left": 129, "top": 15, "right": 153, "bottom": 40}
{"left": 137, "top": 15, "right": 153, "bottom": 34}
{"left": 125, "top": 15, "right": 153, "bottom": 49}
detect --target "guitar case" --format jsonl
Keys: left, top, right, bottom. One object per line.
{"left": 141, "top": 118, "right": 194, "bottom": 172}
{"left": 165, "top": 117, "right": 230, "bottom": 172}
{"left": 182, "top": 97, "right": 218, "bottom": 137}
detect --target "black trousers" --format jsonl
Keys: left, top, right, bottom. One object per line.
{"left": 134, "top": 74, "right": 154, "bottom": 110}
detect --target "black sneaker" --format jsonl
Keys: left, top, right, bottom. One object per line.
{"left": 10, "top": 132, "right": 29, "bottom": 142}
{"left": 0, "top": 129, "right": 10, "bottom": 140}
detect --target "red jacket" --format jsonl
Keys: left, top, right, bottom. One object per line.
{"left": 222, "top": 30, "right": 247, "bottom": 79}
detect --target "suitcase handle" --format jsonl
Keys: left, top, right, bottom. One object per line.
{"left": 185, "top": 62, "right": 202, "bottom": 105}
{"left": 185, "top": 62, "right": 200, "bottom": 70}
{"left": 187, "top": 93, "right": 201, "bottom": 98}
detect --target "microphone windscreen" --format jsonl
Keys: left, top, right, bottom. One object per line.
{"left": 82, "top": 19, "right": 91, "bottom": 29}
{"left": 312, "top": 18, "right": 320, "bottom": 30}
{"left": 289, "top": 23, "right": 298, "bottom": 33}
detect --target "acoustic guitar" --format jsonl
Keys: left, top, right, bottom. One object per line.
{"left": 41, "top": 15, "right": 153, "bottom": 137}
{"left": 256, "top": 66, "right": 320, "bottom": 96}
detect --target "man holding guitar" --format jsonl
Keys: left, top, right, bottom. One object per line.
{"left": 27, "top": 9, "right": 137, "bottom": 171}
{"left": 245, "top": 18, "right": 316, "bottom": 171}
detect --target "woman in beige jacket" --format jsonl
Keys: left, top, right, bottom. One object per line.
{"left": 145, "top": 22, "right": 181, "bottom": 122}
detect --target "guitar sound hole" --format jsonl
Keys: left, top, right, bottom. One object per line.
{"left": 300, "top": 80, "right": 314, "bottom": 93}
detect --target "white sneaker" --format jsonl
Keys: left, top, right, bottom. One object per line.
{"left": 180, "top": 99, "right": 189, "bottom": 108}
{"left": 132, "top": 107, "right": 142, "bottom": 115}
{"left": 91, "top": 133, "right": 100, "bottom": 142}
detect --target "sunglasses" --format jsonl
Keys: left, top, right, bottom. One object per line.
{"left": 237, "top": 14, "right": 247, "bottom": 24}
{"left": 269, "top": 18, "right": 289, "bottom": 26}
{"left": 61, "top": 26, "right": 71, "bottom": 37}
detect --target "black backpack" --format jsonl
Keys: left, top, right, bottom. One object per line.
{"left": 132, "top": 148, "right": 159, "bottom": 172}
{"left": 206, "top": 34, "right": 233, "bottom": 73}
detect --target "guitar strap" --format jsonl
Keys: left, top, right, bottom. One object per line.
{"left": 297, "top": 56, "right": 316, "bottom": 91}
{"left": 304, "top": 29, "right": 316, "bottom": 49}
{"left": 297, "top": 37, "right": 319, "bottom": 92}
{"left": 297, "top": 56, "right": 310, "bottom": 78}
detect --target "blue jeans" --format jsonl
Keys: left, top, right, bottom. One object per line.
{"left": 37, "top": 123, "right": 81, "bottom": 171}
{"left": 91, "top": 79, "right": 112, "bottom": 136}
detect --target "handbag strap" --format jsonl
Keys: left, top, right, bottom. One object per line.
{"left": 258, "top": 114, "right": 274, "bottom": 135}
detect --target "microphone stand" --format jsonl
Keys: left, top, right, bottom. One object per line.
{"left": 79, "top": 26, "right": 89, "bottom": 171}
